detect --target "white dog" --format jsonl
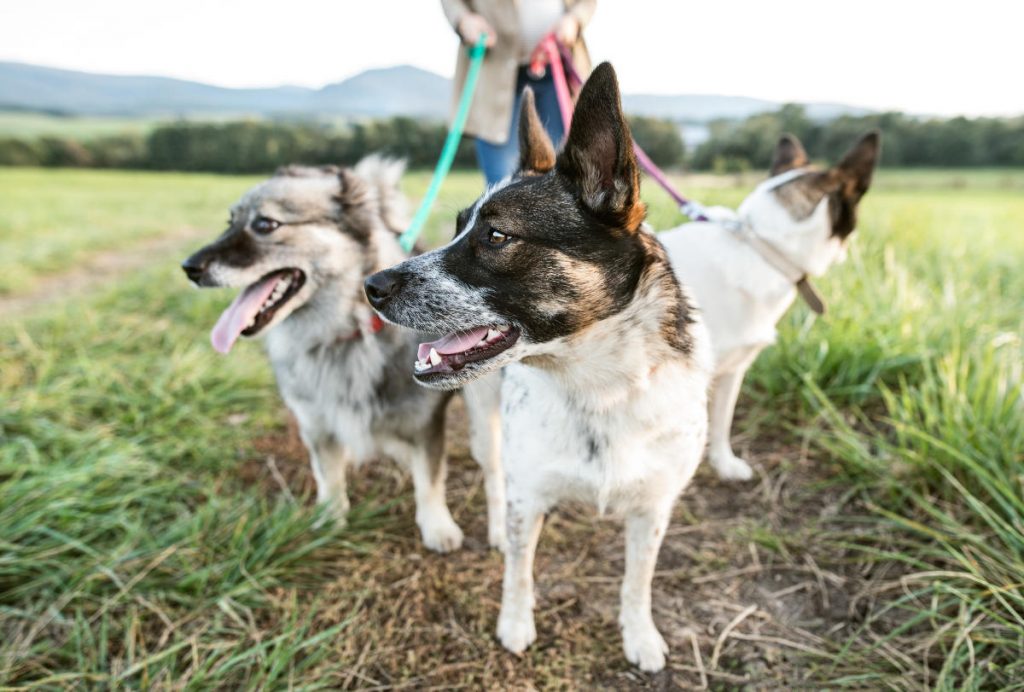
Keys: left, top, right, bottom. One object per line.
{"left": 661, "top": 132, "right": 880, "bottom": 480}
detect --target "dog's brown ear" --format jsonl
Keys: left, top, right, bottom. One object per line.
{"left": 770, "top": 134, "right": 809, "bottom": 176}
{"left": 517, "top": 88, "right": 556, "bottom": 176}
{"left": 556, "top": 62, "right": 644, "bottom": 231}
{"left": 833, "top": 130, "right": 880, "bottom": 200}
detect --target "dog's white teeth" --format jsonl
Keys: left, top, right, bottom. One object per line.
{"left": 429, "top": 348, "right": 442, "bottom": 366}
{"left": 497, "top": 324, "right": 510, "bottom": 333}
{"left": 414, "top": 360, "right": 429, "bottom": 372}
{"left": 486, "top": 328, "right": 501, "bottom": 341}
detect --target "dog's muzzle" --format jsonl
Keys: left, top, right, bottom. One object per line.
{"left": 364, "top": 268, "right": 403, "bottom": 311}
{"left": 182, "top": 253, "right": 214, "bottom": 287}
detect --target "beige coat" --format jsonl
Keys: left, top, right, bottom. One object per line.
{"left": 441, "top": 0, "right": 595, "bottom": 144}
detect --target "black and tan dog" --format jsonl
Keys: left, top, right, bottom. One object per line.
{"left": 365, "top": 65, "right": 712, "bottom": 671}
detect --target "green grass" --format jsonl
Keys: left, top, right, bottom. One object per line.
{"left": 0, "top": 112, "right": 170, "bottom": 140}
{"left": 0, "top": 169, "right": 262, "bottom": 295}
{"left": 0, "top": 167, "right": 486, "bottom": 297}
{"left": 2, "top": 167, "right": 1023, "bottom": 687}
{"left": 741, "top": 175, "right": 1024, "bottom": 686}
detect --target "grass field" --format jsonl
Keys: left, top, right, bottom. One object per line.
{"left": 1, "top": 166, "right": 1022, "bottom": 688}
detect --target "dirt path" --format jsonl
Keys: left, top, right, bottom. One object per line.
{"left": 0, "top": 227, "right": 208, "bottom": 318}
{"left": 242, "top": 399, "right": 885, "bottom": 689}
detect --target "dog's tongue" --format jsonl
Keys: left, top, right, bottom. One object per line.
{"left": 417, "top": 327, "right": 490, "bottom": 361}
{"left": 210, "top": 275, "right": 281, "bottom": 354}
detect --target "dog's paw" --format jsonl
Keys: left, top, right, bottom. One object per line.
{"left": 621, "top": 620, "right": 669, "bottom": 672}
{"left": 710, "top": 451, "right": 754, "bottom": 481}
{"left": 313, "top": 498, "right": 350, "bottom": 530}
{"left": 497, "top": 610, "right": 536, "bottom": 654}
{"left": 418, "top": 511, "right": 464, "bottom": 553}
{"left": 488, "top": 525, "right": 509, "bottom": 553}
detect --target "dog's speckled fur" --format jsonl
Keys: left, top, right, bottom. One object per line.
{"left": 366, "top": 66, "right": 712, "bottom": 672}
{"left": 182, "top": 157, "right": 505, "bottom": 552}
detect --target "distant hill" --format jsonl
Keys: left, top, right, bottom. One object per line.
{"left": 0, "top": 60, "right": 870, "bottom": 122}
{"left": 0, "top": 62, "right": 450, "bottom": 119}
{"left": 621, "top": 94, "right": 872, "bottom": 122}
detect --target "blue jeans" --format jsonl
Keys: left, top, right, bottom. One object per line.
{"left": 475, "top": 66, "right": 566, "bottom": 186}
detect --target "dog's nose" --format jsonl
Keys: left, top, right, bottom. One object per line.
{"left": 364, "top": 269, "right": 403, "bottom": 309}
{"left": 181, "top": 257, "right": 207, "bottom": 284}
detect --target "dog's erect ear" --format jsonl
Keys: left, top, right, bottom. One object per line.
{"left": 770, "top": 134, "right": 809, "bottom": 176}
{"left": 337, "top": 168, "right": 371, "bottom": 209}
{"left": 825, "top": 131, "right": 880, "bottom": 238}
{"left": 517, "top": 88, "right": 556, "bottom": 176}
{"left": 833, "top": 130, "right": 880, "bottom": 200}
{"left": 556, "top": 62, "right": 643, "bottom": 231}
{"left": 354, "top": 155, "right": 408, "bottom": 234}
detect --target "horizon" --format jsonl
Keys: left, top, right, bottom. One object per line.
{"left": 1, "top": 59, "right": 887, "bottom": 114}
{"left": 3, "top": 0, "right": 1021, "bottom": 118}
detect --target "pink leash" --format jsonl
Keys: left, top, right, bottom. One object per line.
{"left": 539, "top": 35, "right": 575, "bottom": 135}
{"left": 548, "top": 41, "right": 708, "bottom": 222}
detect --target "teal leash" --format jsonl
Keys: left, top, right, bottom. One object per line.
{"left": 398, "top": 34, "right": 487, "bottom": 252}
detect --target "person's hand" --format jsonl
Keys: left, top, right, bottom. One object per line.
{"left": 457, "top": 12, "right": 497, "bottom": 47}
{"left": 554, "top": 14, "right": 580, "bottom": 46}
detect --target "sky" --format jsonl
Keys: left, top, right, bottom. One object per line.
{"left": 2, "top": 0, "right": 1021, "bottom": 117}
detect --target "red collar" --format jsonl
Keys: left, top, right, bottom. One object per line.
{"left": 334, "top": 314, "right": 386, "bottom": 344}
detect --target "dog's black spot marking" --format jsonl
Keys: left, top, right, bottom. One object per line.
{"left": 584, "top": 432, "right": 601, "bottom": 463}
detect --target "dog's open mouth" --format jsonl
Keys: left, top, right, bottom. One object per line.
{"left": 210, "top": 268, "right": 306, "bottom": 353}
{"left": 413, "top": 325, "right": 520, "bottom": 378}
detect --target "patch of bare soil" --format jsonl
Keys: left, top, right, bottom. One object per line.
{"left": 0, "top": 228, "right": 209, "bottom": 318}
{"left": 238, "top": 399, "right": 882, "bottom": 689}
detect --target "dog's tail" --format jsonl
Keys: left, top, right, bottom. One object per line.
{"left": 354, "top": 154, "right": 408, "bottom": 236}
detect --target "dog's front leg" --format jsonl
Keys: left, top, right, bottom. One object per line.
{"left": 620, "top": 507, "right": 672, "bottom": 672}
{"left": 463, "top": 377, "right": 507, "bottom": 551}
{"left": 408, "top": 447, "right": 464, "bottom": 553}
{"left": 708, "top": 369, "right": 755, "bottom": 480}
{"left": 496, "top": 500, "right": 544, "bottom": 654}
{"left": 308, "top": 437, "right": 352, "bottom": 524}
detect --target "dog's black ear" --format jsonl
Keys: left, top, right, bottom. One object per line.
{"left": 833, "top": 130, "right": 880, "bottom": 200}
{"left": 556, "top": 62, "right": 644, "bottom": 231}
{"left": 517, "top": 88, "right": 556, "bottom": 176}
{"left": 770, "top": 134, "right": 809, "bottom": 176}
{"left": 824, "top": 131, "right": 880, "bottom": 238}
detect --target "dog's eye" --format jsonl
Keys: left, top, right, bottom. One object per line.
{"left": 252, "top": 216, "right": 281, "bottom": 234}
{"left": 487, "top": 228, "right": 511, "bottom": 246}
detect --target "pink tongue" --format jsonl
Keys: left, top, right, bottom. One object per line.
{"left": 210, "top": 275, "right": 283, "bottom": 354}
{"left": 418, "top": 327, "right": 490, "bottom": 361}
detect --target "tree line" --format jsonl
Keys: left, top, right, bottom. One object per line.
{"left": 0, "top": 106, "right": 1021, "bottom": 173}
{"left": 0, "top": 115, "right": 685, "bottom": 173}
{"left": 692, "top": 104, "right": 1024, "bottom": 172}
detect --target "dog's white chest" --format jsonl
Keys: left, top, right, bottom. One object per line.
{"left": 502, "top": 362, "right": 708, "bottom": 514}
{"left": 267, "top": 337, "right": 380, "bottom": 462}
